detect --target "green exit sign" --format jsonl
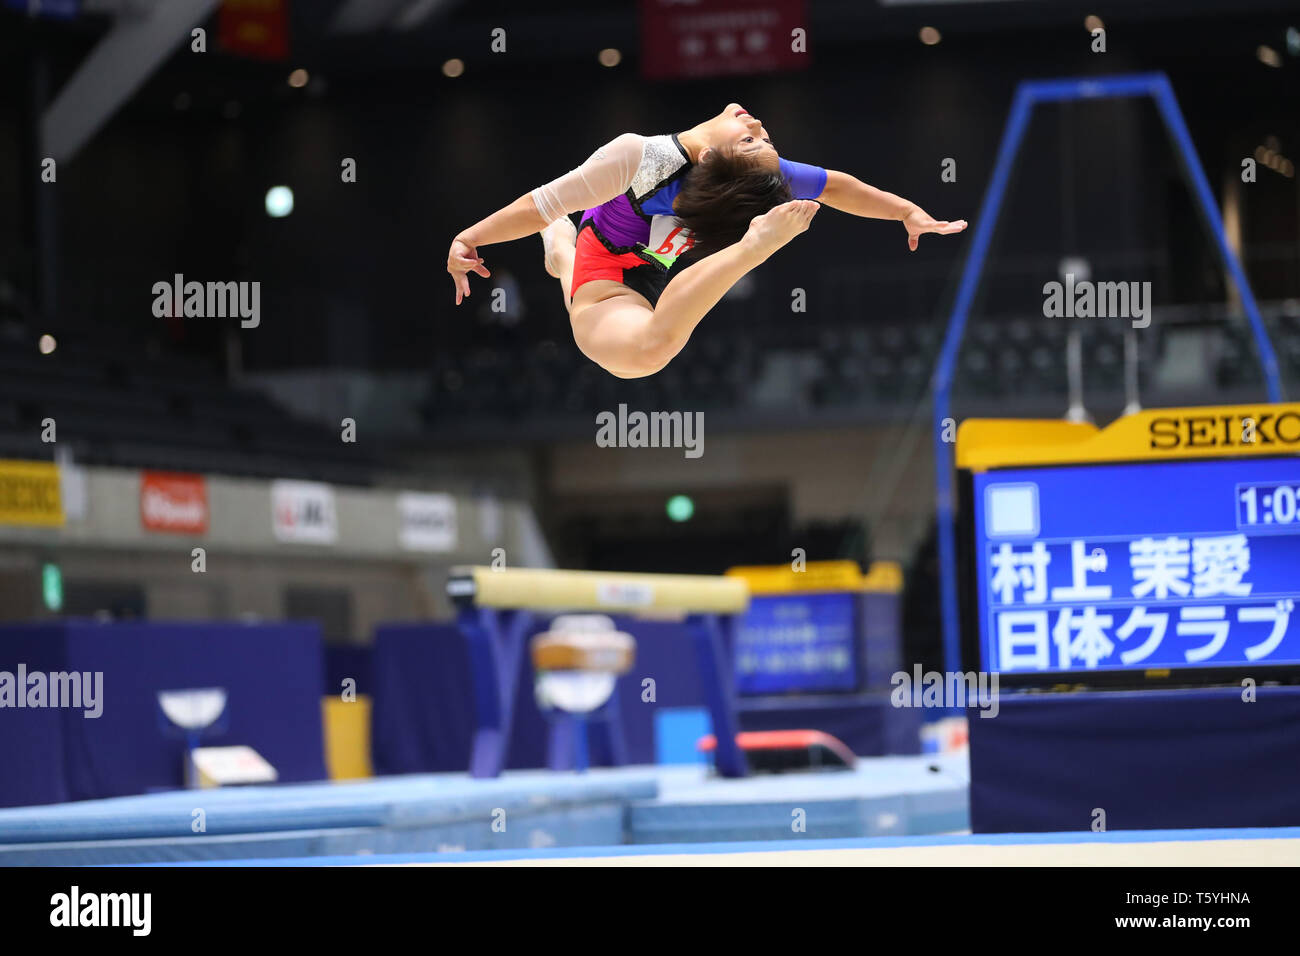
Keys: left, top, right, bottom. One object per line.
{"left": 42, "top": 562, "right": 63, "bottom": 612}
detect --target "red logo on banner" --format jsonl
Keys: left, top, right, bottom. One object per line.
{"left": 141, "top": 472, "right": 209, "bottom": 534}
{"left": 640, "top": 0, "right": 809, "bottom": 80}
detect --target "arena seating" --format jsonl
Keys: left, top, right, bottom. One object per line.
{"left": 6, "top": 302, "right": 1293, "bottom": 464}
{"left": 419, "top": 302, "right": 1298, "bottom": 426}
{"left": 0, "top": 324, "right": 383, "bottom": 484}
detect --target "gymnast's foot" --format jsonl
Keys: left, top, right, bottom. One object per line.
{"left": 541, "top": 215, "right": 578, "bottom": 278}
{"left": 740, "top": 199, "right": 820, "bottom": 260}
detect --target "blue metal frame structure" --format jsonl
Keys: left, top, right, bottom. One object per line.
{"left": 458, "top": 605, "right": 535, "bottom": 779}
{"left": 931, "top": 72, "right": 1284, "bottom": 679}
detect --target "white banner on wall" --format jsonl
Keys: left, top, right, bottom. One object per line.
{"left": 271, "top": 480, "right": 338, "bottom": 544}
{"left": 397, "top": 492, "right": 457, "bottom": 552}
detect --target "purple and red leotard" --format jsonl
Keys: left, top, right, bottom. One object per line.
{"left": 531, "top": 132, "right": 826, "bottom": 306}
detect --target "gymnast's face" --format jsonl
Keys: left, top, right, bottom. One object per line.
{"left": 701, "top": 103, "right": 779, "bottom": 170}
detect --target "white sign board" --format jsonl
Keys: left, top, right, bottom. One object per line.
{"left": 271, "top": 480, "right": 338, "bottom": 544}
{"left": 398, "top": 492, "right": 457, "bottom": 552}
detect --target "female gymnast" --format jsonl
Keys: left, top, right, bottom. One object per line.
{"left": 447, "top": 103, "right": 967, "bottom": 378}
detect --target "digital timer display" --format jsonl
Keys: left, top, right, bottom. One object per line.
{"left": 1237, "top": 482, "right": 1300, "bottom": 530}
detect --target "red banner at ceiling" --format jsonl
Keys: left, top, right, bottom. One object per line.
{"left": 218, "top": 0, "right": 290, "bottom": 62}
{"left": 640, "top": 0, "right": 809, "bottom": 81}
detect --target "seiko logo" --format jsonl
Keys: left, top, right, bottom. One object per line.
{"left": 1148, "top": 412, "right": 1300, "bottom": 450}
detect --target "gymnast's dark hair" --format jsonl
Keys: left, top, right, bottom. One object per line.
{"left": 672, "top": 145, "right": 794, "bottom": 262}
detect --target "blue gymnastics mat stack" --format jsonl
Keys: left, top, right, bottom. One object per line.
{"left": 0, "top": 755, "right": 969, "bottom": 865}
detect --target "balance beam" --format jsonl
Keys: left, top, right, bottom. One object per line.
{"left": 447, "top": 566, "right": 751, "bottom": 779}
{"left": 447, "top": 566, "right": 749, "bottom": 615}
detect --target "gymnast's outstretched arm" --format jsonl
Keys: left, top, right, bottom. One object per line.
{"left": 447, "top": 133, "right": 645, "bottom": 304}
{"left": 818, "top": 169, "right": 968, "bottom": 251}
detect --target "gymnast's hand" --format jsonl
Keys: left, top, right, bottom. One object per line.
{"left": 447, "top": 237, "right": 491, "bottom": 305}
{"left": 902, "top": 206, "right": 968, "bottom": 252}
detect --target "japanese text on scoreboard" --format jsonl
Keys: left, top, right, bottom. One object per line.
{"left": 973, "top": 457, "right": 1300, "bottom": 675}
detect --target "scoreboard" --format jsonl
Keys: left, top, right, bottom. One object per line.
{"left": 733, "top": 591, "right": 859, "bottom": 695}
{"left": 959, "top": 404, "right": 1300, "bottom": 686}
{"left": 725, "top": 561, "right": 902, "bottom": 696}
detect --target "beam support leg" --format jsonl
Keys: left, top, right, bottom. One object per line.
{"left": 459, "top": 605, "right": 532, "bottom": 779}
{"left": 687, "top": 612, "right": 748, "bottom": 778}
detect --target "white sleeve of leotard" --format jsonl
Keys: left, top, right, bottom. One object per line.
{"left": 530, "top": 132, "right": 645, "bottom": 223}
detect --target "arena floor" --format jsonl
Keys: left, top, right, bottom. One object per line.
{"left": 170, "top": 827, "right": 1300, "bottom": 866}
{"left": 428, "top": 836, "right": 1300, "bottom": 866}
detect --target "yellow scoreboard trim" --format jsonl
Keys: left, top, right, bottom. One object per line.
{"left": 957, "top": 403, "right": 1300, "bottom": 472}
{"left": 726, "top": 560, "right": 903, "bottom": 595}
{"left": 0, "top": 460, "right": 64, "bottom": 527}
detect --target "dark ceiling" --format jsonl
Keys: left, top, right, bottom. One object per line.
{"left": 6, "top": 0, "right": 1300, "bottom": 74}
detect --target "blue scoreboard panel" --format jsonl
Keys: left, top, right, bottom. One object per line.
{"left": 734, "top": 592, "right": 859, "bottom": 695}
{"left": 972, "top": 456, "right": 1300, "bottom": 680}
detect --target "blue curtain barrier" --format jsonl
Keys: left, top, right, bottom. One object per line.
{"left": 0, "top": 621, "right": 326, "bottom": 808}
{"left": 371, "top": 618, "right": 918, "bottom": 776}
{"left": 968, "top": 685, "right": 1300, "bottom": 832}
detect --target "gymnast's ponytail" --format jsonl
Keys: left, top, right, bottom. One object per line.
{"left": 672, "top": 145, "right": 794, "bottom": 262}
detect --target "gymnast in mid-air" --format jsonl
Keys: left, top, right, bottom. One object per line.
{"left": 447, "top": 103, "right": 967, "bottom": 378}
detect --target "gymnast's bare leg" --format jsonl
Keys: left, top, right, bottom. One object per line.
{"left": 543, "top": 199, "right": 818, "bottom": 379}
